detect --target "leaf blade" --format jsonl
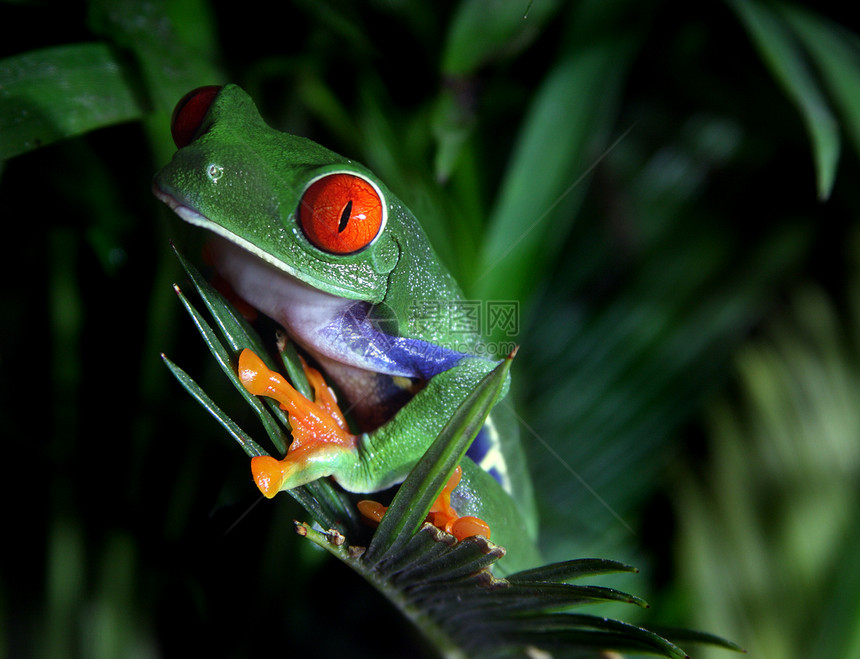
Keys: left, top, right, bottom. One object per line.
{"left": 728, "top": 0, "right": 840, "bottom": 199}
{"left": 781, "top": 5, "right": 860, "bottom": 162}
{"left": 0, "top": 43, "right": 141, "bottom": 160}
{"left": 363, "top": 353, "right": 514, "bottom": 563}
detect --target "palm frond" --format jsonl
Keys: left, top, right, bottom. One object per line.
{"left": 163, "top": 247, "right": 740, "bottom": 658}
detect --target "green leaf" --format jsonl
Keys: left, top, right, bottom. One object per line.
{"left": 473, "top": 37, "right": 633, "bottom": 305}
{"left": 161, "top": 355, "right": 266, "bottom": 458}
{"left": 433, "top": 0, "right": 565, "bottom": 180}
{"left": 388, "top": 535, "right": 505, "bottom": 586}
{"left": 474, "top": 629, "right": 684, "bottom": 659}
{"left": 728, "top": 0, "right": 840, "bottom": 199}
{"left": 780, "top": 5, "right": 860, "bottom": 161}
{"left": 441, "top": 0, "right": 562, "bottom": 76}
{"left": 417, "top": 581, "right": 648, "bottom": 614}
{"left": 171, "top": 279, "right": 289, "bottom": 455}
{"left": 508, "top": 557, "right": 638, "bottom": 583}
{"left": 363, "top": 351, "right": 514, "bottom": 563}
{"left": 0, "top": 43, "right": 141, "bottom": 160}
{"left": 88, "top": 0, "right": 222, "bottom": 115}
{"left": 646, "top": 625, "right": 747, "bottom": 654}
{"left": 480, "top": 614, "right": 690, "bottom": 658}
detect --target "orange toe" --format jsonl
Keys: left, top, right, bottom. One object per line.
{"left": 251, "top": 455, "right": 285, "bottom": 498}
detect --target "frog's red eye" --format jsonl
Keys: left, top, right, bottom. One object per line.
{"left": 298, "top": 173, "right": 385, "bottom": 254}
{"left": 170, "top": 86, "right": 222, "bottom": 148}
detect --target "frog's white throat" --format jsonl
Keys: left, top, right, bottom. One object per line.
{"left": 214, "top": 234, "right": 437, "bottom": 428}
{"left": 206, "top": 237, "right": 364, "bottom": 366}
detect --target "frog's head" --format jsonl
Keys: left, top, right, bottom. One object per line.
{"left": 152, "top": 84, "right": 399, "bottom": 302}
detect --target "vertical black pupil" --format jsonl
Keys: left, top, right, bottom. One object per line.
{"left": 338, "top": 200, "right": 353, "bottom": 233}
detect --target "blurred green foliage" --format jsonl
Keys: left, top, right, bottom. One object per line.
{"left": 2, "top": 0, "right": 860, "bottom": 656}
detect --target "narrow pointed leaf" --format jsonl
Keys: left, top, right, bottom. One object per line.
{"left": 170, "top": 260, "right": 361, "bottom": 531}
{"left": 476, "top": 629, "right": 687, "bottom": 658}
{"left": 172, "top": 245, "right": 310, "bottom": 428}
{"left": 473, "top": 613, "right": 688, "bottom": 658}
{"left": 507, "top": 557, "right": 638, "bottom": 584}
{"left": 363, "top": 353, "right": 514, "bottom": 562}
{"left": 474, "top": 39, "right": 632, "bottom": 306}
{"left": 162, "top": 352, "right": 352, "bottom": 529}
{"left": 728, "top": 0, "right": 839, "bottom": 199}
{"left": 172, "top": 282, "right": 289, "bottom": 454}
{"left": 441, "top": 0, "right": 562, "bottom": 76}
{"left": 781, "top": 5, "right": 860, "bottom": 160}
{"left": 171, "top": 245, "right": 260, "bottom": 351}
{"left": 161, "top": 355, "right": 266, "bottom": 457}
{"left": 647, "top": 626, "right": 747, "bottom": 654}
{"left": 390, "top": 535, "right": 504, "bottom": 586}
{"left": 374, "top": 524, "right": 458, "bottom": 577}
{"left": 424, "top": 582, "right": 648, "bottom": 617}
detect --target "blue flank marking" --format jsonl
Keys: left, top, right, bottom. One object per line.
{"left": 467, "top": 425, "right": 491, "bottom": 463}
{"left": 320, "top": 302, "right": 466, "bottom": 379}
{"left": 323, "top": 302, "right": 511, "bottom": 491}
{"left": 468, "top": 423, "right": 510, "bottom": 491}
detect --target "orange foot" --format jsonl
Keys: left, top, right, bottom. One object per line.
{"left": 358, "top": 465, "right": 491, "bottom": 541}
{"left": 237, "top": 348, "right": 356, "bottom": 497}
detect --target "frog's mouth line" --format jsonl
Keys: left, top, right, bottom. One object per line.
{"left": 153, "top": 184, "right": 383, "bottom": 305}
{"left": 153, "top": 185, "right": 315, "bottom": 287}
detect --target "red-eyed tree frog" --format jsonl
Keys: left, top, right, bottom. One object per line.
{"left": 152, "top": 85, "right": 538, "bottom": 562}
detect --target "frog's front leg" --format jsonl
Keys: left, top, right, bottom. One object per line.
{"left": 238, "top": 349, "right": 357, "bottom": 496}
{"left": 237, "top": 348, "right": 502, "bottom": 497}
